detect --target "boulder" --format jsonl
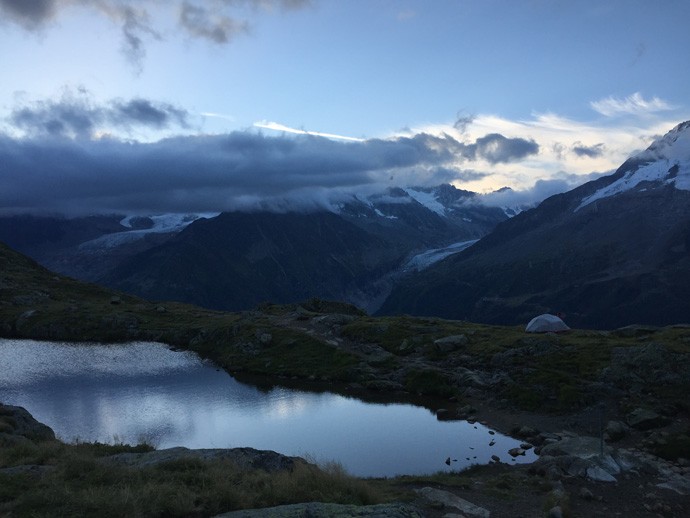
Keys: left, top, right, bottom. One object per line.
{"left": 416, "top": 487, "right": 490, "bottom": 518}
{"left": 627, "top": 408, "right": 670, "bottom": 431}
{"left": 434, "top": 334, "right": 468, "bottom": 353}
{"left": 605, "top": 420, "right": 629, "bottom": 442}
{"left": 0, "top": 404, "right": 56, "bottom": 442}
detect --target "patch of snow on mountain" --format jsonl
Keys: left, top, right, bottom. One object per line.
{"left": 79, "top": 213, "right": 219, "bottom": 249}
{"left": 404, "top": 189, "right": 446, "bottom": 216}
{"left": 374, "top": 209, "right": 398, "bottom": 219}
{"left": 578, "top": 121, "right": 690, "bottom": 210}
{"left": 403, "top": 240, "right": 478, "bottom": 272}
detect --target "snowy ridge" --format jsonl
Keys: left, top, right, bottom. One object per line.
{"left": 404, "top": 188, "right": 447, "bottom": 216}
{"left": 578, "top": 121, "right": 690, "bottom": 210}
{"left": 79, "top": 213, "right": 218, "bottom": 249}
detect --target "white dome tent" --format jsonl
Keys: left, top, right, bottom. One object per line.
{"left": 525, "top": 313, "right": 570, "bottom": 333}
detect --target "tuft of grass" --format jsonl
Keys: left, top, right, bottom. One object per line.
{"left": 0, "top": 436, "right": 387, "bottom": 517}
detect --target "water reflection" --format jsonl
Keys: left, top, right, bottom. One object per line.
{"left": 0, "top": 339, "right": 537, "bottom": 477}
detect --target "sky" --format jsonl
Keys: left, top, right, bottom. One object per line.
{"left": 1, "top": 0, "right": 689, "bottom": 215}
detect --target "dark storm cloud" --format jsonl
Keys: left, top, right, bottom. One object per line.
{"left": 9, "top": 96, "right": 191, "bottom": 138}
{"left": 0, "top": 130, "right": 475, "bottom": 215}
{"left": 572, "top": 142, "right": 605, "bottom": 158}
{"left": 0, "top": 0, "right": 57, "bottom": 30}
{"left": 464, "top": 133, "right": 539, "bottom": 164}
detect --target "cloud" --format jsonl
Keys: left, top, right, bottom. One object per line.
{"left": 0, "top": 0, "right": 312, "bottom": 72}
{"left": 453, "top": 112, "right": 475, "bottom": 134}
{"left": 8, "top": 92, "right": 191, "bottom": 139}
{"left": 179, "top": 1, "right": 249, "bottom": 43}
{"left": 572, "top": 142, "right": 605, "bottom": 158}
{"left": 479, "top": 171, "right": 608, "bottom": 209}
{"left": 0, "top": 129, "right": 482, "bottom": 215}
{"left": 254, "top": 120, "right": 365, "bottom": 142}
{"left": 467, "top": 133, "right": 539, "bottom": 164}
{"left": 590, "top": 92, "right": 674, "bottom": 117}
{"left": 0, "top": 0, "right": 57, "bottom": 30}
{"left": 111, "top": 99, "right": 190, "bottom": 129}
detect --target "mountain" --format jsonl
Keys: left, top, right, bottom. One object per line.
{"left": 99, "top": 211, "right": 403, "bottom": 311}
{"left": 98, "top": 186, "right": 510, "bottom": 312}
{"left": 379, "top": 121, "right": 690, "bottom": 329}
{"left": 0, "top": 213, "right": 214, "bottom": 281}
{"left": 0, "top": 184, "right": 508, "bottom": 312}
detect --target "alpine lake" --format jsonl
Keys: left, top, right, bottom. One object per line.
{"left": 0, "top": 339, "right": 537, "bottom": 477}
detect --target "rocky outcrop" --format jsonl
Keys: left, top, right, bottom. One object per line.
{"left": 532, "top": 436, "right": 638, "bottom": 483}
{"left": 415, "top": 487, "right": 490, "bottom": 517}
{"left": 106, "top": 446, "right": 303, "bottom": 472}
{"left": 601, "top": 343, "right": 690, "bottom": 389}
{"left": 0, "top": 404, "right": 56, "bottom": 442}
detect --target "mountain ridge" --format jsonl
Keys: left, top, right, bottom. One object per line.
{"left": 378, "top": 121, "right": 690, "bottom": 329}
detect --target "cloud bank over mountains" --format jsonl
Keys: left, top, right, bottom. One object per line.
{"left": 2, "top": 88, "right": 681, "bottom": 216}
{"left": 1, "top": 106, "right": 539, "bottom": 215}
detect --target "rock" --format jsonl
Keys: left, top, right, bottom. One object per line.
{"left": 547, "top": 506, "right": 563, "bottom": 518}
{"left": 416, "top": 487, "right": 490, "bottom": 518}
{"left": 578, "top": 487, "right": 594, "bottom": 500}
{"left": 259, "top": 333, "right": 272, "bottom": 345}
{"left": 519, "top": 443, "right": 533, "bottom": 450}
{"left": 156, "top": 305, "right": 166, "bottom": 312}
{"left": 604, "top": 343, "right": 690, "bottom": 388}
{"left": 535, "top": 436, "right": 644, "bottom": 483}
{"left": 627, "top": 408, "right": 670, "bottom": 430}
{"left": 516, "top": 426, "right": 538, "bottom": 438}
{"left": 110, "top": 296, "right": 121, "bottom": 305}
{"left": 491, "top": 455, "right": 500, "bottom": 462}
{"left": 434, "top": 334, "right": 468, "bottom": 353}
{"left": 436, "top": 409, "right": 455, "bottom": 421}
{"left": 0, "top": 404, "right": 56, "bottom": 441}
{"left": 605, "top": 420, "right": 629, "bottom": 442}
{"left": 508, "top": 447, "right": 526, "bottom": 457}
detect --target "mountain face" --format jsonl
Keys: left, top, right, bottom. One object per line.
{"left": 100, "top": 211, "right": 404, "bottom": 311}
{"left": 379, "top": 121, "right": 690, "bottom": 329}
{"left": 0, "top": 184, "right": 508, "bottom": 312}
{"left": 0, "top": 213, "right": 212, "bottom": 281}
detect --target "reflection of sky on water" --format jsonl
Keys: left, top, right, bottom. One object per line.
{"left": 0, "top": 339, "right": 537, "bottom": 477}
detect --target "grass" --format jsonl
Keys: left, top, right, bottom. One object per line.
{"left": 0, "top": 436, "right": 385, "bottom": 517}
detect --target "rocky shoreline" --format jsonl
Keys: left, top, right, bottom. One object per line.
{"left": 2, "top": 388, "right": 689, "bottom": 517}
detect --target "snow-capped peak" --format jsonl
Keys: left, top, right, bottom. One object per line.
{"left": 578, "top": 121, "right": 690, "bottom": 210}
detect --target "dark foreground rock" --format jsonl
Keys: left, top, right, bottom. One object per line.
{"left": 0, "top": 404, "right": 56, "bottom": 442}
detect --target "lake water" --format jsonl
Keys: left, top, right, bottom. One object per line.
{"left": 0, "top": 339, "right": 537, "bottom": 477}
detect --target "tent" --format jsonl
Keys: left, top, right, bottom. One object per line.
{"left": 525, "top": 313, "right": 570, "bottom": 333}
